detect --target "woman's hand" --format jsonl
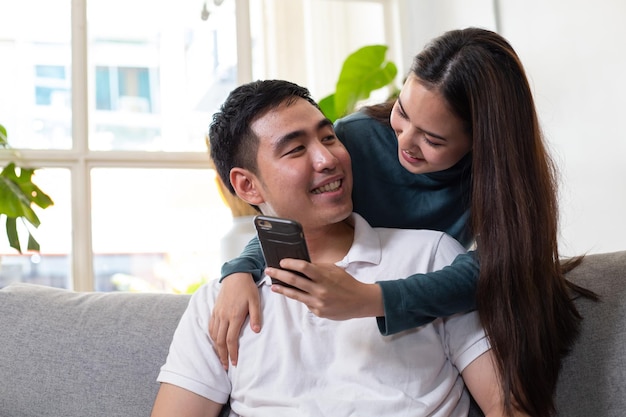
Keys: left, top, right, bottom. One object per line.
{"left": 208, "top": 273, "right": 261, "bottom": 369}
{"left": 267, "top": 259, "right": 384, "bottom": 320}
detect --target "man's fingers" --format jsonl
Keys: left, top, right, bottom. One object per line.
{"left": 266, "top": 267, "right": 314, "bottom": 293}
{"left": 271, "top": 283, "right": 311, "bottom": 305}
{"left": 279, "top": 259, "right": 315, "bottom": 278}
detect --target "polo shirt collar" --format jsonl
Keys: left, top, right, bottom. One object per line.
{"left": 337, "top": 213, "right": 382, "bottom": 267}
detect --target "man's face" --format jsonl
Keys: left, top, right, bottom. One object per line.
{"left": 248, "top": 98, "right": 353, "bottom": 230}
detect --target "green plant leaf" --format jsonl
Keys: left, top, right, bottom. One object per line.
{"left": 318, "top": 93, "right": 338, "bottom": 122}
{"left": 0, "top": 164, "right": 42, "bottom": 227}
{"left": 184, "top": 279, "right": 207, "bottom": 294}
{"left": 333, "top": 45, "right": 398, "bottom": 120}
{"left": 27, "top": 231, "right": 40, "bottom": 252}
{"left": 0, "top": 125, "right": 53, "bottom": 253}
{"left": 0, "top": 124, "right": 7, "bottom": 148}
{"left": 11, "top": 165, "right": 54, "bottom": 210}
{"left": 0, "top": 162, "right": 54, "bottom": 213}
{"left": 5, "top": 217, "right": 21, "bottom": 253}
{"left": 0, "top": 175, "right": 37, "bottom": 221}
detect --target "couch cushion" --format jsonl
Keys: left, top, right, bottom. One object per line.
{"left": 0, "top": 283, "right": 191, "bottom": 417}
{"left": 468, "top": 251, "right": 626, "bottom": 417}
{"left": 555, "top": 250, "right": 626, "bottom": 416}
{"left": 1, "top": 251, "right": 625, "bottom": 417}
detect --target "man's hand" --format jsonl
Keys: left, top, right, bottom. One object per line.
{"left": 267, "top": 260, "right": 384, "bottom": 320}
{"left": 208, "top": 273, "right": 261, "bottom": 369}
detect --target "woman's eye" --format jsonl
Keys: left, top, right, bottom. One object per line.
{"left": 395, "top": 105, "right": 409, "bottom": 120}
{"left": 423, "top": 135, "right": 442, "bottom": 147}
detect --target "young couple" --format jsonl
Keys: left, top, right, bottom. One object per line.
{"left": 153, "top": 28, "right": 593, "bottom": 417}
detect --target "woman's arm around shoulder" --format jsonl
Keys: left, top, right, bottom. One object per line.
{"left": 269, "top": 251, "right": 479, "bottom": 331}
{"left": 210, "top": 236, "right": 266, "bottom": 369}
{"left": 219, "top": 235, "right": 265, "bottom": 283}
{"left": 377, "top": 251, "right": 479, "bottom": 335}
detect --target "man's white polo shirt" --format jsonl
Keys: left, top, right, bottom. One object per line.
{"left": 157, "top": 213, "right": 489, "bottom": 416}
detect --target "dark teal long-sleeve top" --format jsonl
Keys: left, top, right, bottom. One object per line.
{"left": 220, "top": 111, "right": 479, "bottom": 335}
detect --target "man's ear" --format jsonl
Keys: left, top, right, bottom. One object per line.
{"left": 230, "top": 168, "right": 264, "bottom": 206}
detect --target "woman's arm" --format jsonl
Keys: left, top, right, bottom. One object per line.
{"left": 377, "top": 251, "right": 479, "bottom": 335}
{"left": 267, "top": 261, "right": 385, "bottom": 320}
{"left": 270, "top": 251, "right": 479, "bottom": 334}
{"left": 219, "top": 236, "right": 265, "bottom": 282}
{"left": 209, "top": 236, "right": 266, "bottom": 369}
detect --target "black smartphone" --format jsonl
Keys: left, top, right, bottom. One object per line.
{"left": 254, "top": 215, "right": 311, "bottom": 288}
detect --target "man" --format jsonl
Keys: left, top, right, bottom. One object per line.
{"left": 152, "top": 80, "right": 514, "bottom": 417}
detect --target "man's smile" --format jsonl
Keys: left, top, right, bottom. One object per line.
{"left": 311, "top": 179, "right": 342, "bottom": 194}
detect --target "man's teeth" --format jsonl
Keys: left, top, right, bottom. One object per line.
{"left": 312, "top": 180, "right": 341, "bottom": 194}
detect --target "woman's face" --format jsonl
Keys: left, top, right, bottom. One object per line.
{"left": 390, "top": 75, "right": 472, "bottom": 175}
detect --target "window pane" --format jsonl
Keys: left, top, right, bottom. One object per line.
{"left": 0, "top": 0, "right": 72, "bottom": 150}
{"left": 90, "top": 168, "right": 232, "bottom": 292}
{"left": 0, "top": 169, "right": 72, "bottom": 288}
{"left": 87, "top": 0, "right": 238, "bottom": 152}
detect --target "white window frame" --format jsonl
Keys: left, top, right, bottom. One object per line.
{"left": 0, "top": 0, "right": 253, "bottom": 291}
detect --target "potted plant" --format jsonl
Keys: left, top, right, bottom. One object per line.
{"left": 0, "top": 123, "right": 54, "bottom": 253}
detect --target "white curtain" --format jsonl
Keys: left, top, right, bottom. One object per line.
{"left": 251, "top": 0, "right": 401, "bottom": 101}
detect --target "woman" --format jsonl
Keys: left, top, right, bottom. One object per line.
{"left": 210, "top": 28, "right": 595, "bottom": 416}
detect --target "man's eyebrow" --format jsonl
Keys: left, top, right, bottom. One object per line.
{"left": 273, "top": 117, "right": 334, "bottom": 151}
{"left": 317, "top": 117, "right": 334, "bottom": 131}
{"left": 397, "top": 96, "right": 447, "bottom": 141}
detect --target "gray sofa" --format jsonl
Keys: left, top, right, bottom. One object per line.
{"left": 0, "top": 251, "right": 624, "bottom": 417}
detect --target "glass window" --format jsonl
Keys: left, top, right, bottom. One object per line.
{"left": 0, "top": 0, "right": 246, "bottom": 292}
{"left": 90, "top": 168, "right": 231, "bottom": 292}
{"left": 88, "top": 0, "right": 238, "bottom": 152}
{"left": 95, "top": 66, "right": 155, "bottom": 113}
{"left": 0, "top": 0, "right": 72, "bottom": 150}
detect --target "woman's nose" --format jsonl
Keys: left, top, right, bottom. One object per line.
{"left": 396, "top": 124, "right": 414, "bottom": 148}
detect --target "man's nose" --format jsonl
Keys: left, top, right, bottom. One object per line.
{"left": 312, "top": 145, "right": 338, "bottom": 171}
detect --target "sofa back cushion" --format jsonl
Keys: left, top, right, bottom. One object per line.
{"left": 555, "top": 250, "right": 626, "bottom": 416}
{"left": 468, "top": 250, "right": 626, "bottom": 417}
{"left": 0, "top": 283, "right": 191, "bottom": 417}
{"left": 1, "top": 250, "right": 625, "bottom": 417}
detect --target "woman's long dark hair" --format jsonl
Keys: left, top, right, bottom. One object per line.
{"left": 369, "top": 28, "right": 596, "bottom": 416}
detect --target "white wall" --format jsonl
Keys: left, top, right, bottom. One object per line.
{"left": 398, "top": 0, "right": 626, "bottom": 256}
{"left": 256, "top": 0, "right": 391, "bottom": 98}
